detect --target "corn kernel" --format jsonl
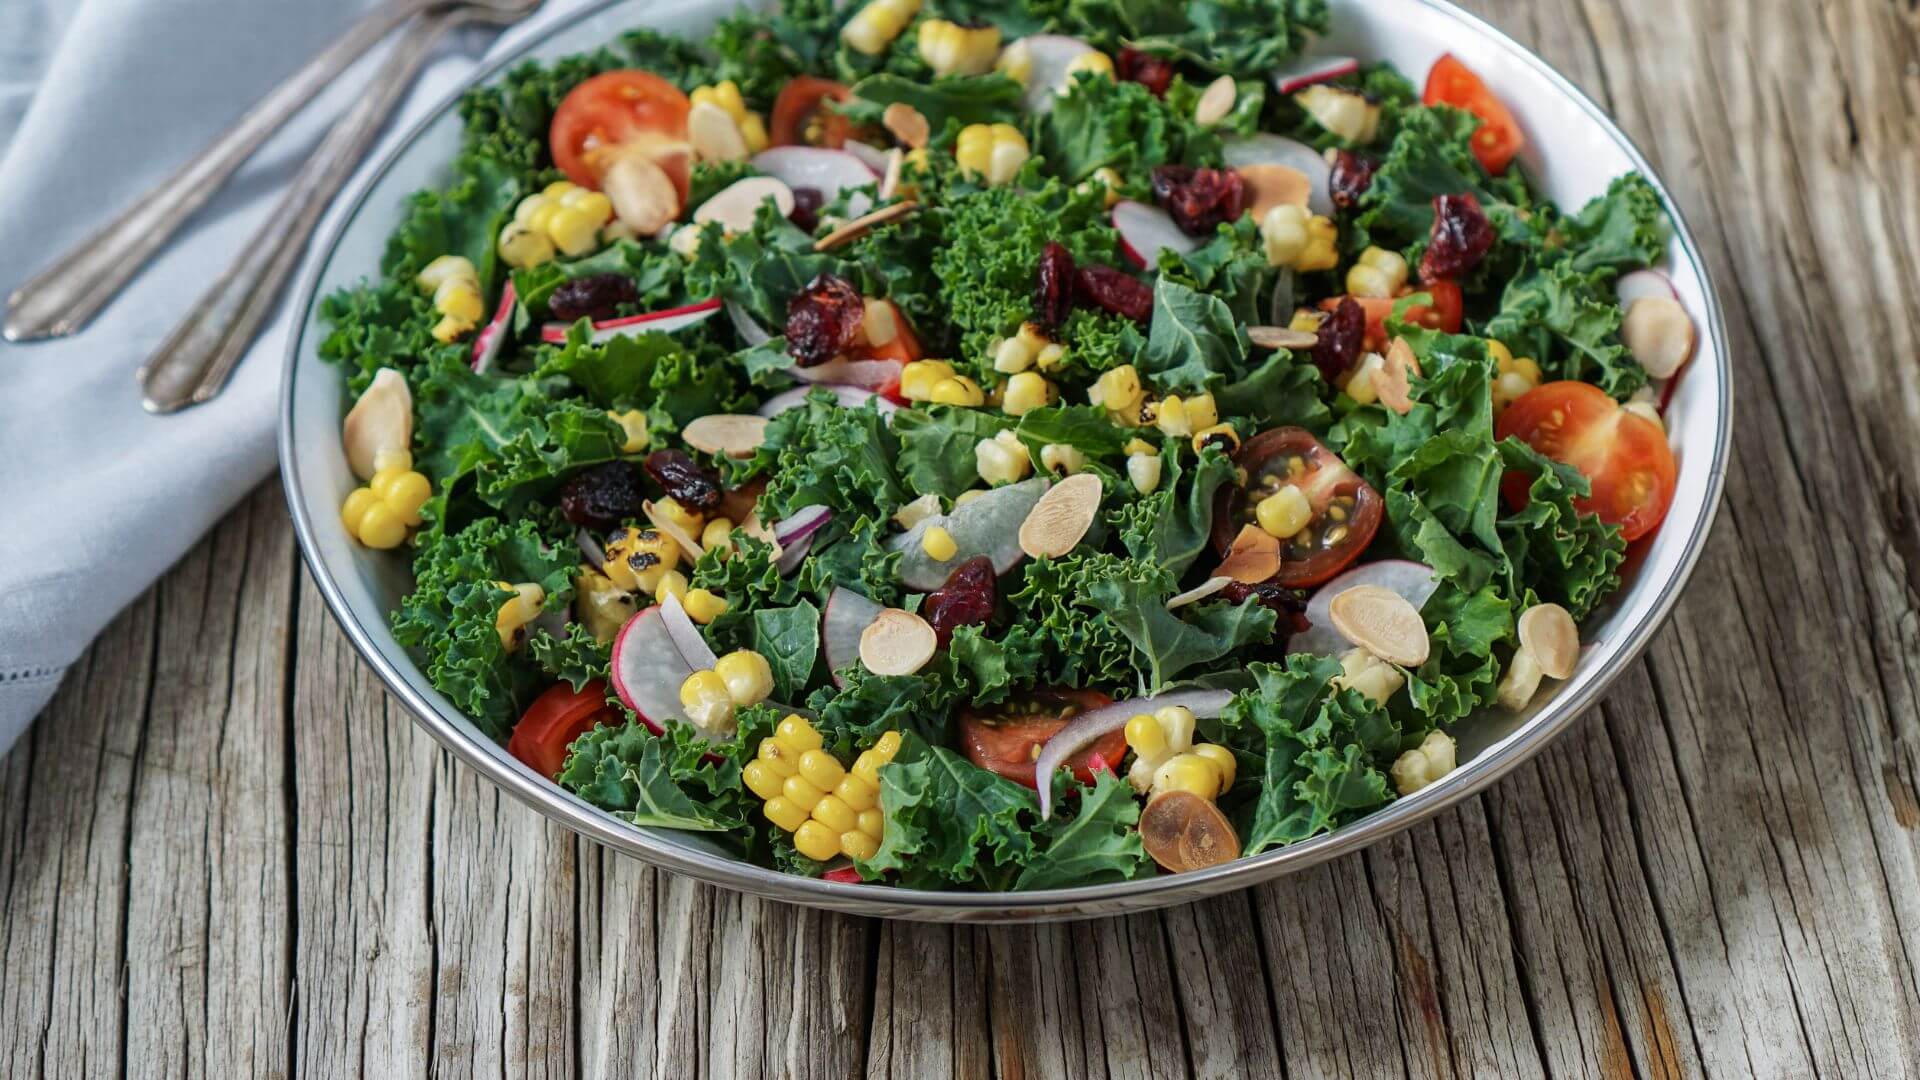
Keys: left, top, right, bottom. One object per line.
{"left": 930, "top": 375, "right": 986, "bottom": 406}
{"left": 1153, "top": 395, "right": 1192, "bottom": 437}
{"left": 370, "top": 468, "right": 431, "bottom": 526}
{"left": 604, "top": 526, "right": 680, "bottom": 593}
{"left": 1261, "top": 204, "right": 1339, "bottom": 272}
{"left": 764, "top": 796, "right": 811, "bottom": 832}
{"left": 1089, "top": 365, "right": 1143, "bottom": 414}
{"left": 919, "top": 18, "right": 1001, "bottom": 78}
{"left": 793, "top": 820, "right": 840, "bottom": 861}
{"left": 1063, "top": 50, "right": 1114, "bottom": 81}
{"left": 416, "top": 255, "right": 477, "bottom": 293}
{"left": 653, "top": 569, "right": 690, "bottom": 606}
{"left": 1345, "top": 352, "right": 1386, "bottom": 405}
{"left": 975, "top": 429, "right": 1032, "bottom": 485}
{"left": 714, "top": 650, "right": 773, "bottom": 706}
{"left": 798, "top": 749, "right": 848, "bottom": 792}
{"left": 497, "top": 222, "right": 555, "bottom": 269}
{"left": 851, "top": 752, "right": 888, "bottom": 789}
{"left": 1002, "top": 371, "right": 1054, "bottom": 417}
{"left": 1347, "top": 247, "right": 1409, "bottom": 298}
{"left": 494, "top": 582, "right": 545, "bottom": 652}
{"left": 777, "top": 714, "right": 824, "bottom": 752}
{"left": 1153, "top": 753, "right": 1223, "bottom": 799}
{"left": 840, "top": 830, "right": 880, "bottom": 861}
{"left": 955, "top": 488, "right": 988, "bottom": 505}
{"left": 348, "top": 498, "right": 407, "bottom": 549}
{"left": 679, "top": 669, "right": 735, "bottom": 733}
{"left": 682, "top": 588, "right": 728, "bottom": 624}
{"left": 810, "top": 793, "right": 857, "bottom": 834}
{"left": 834, "top": 774, "right": 877, "bottom": 812}
{"left": 547, "top": 205, "right": 601, "bottom": 257}
{"left": 841, "top": 0, "right": 920, "bottom": 55}
{"left": 604, "top": 409, "right": 646, "bottom": 452}
{"left": 1154, "top": 706, "right": 1197, "bottom": 748}
{"left": 567, "top": 189, "right": 614, "bottom": 225}
{"left": 1079, "top": 166, "right": 1124, "bottom": 208}
{"left": 899, "top": 359, "right": 955, "bottom": 401}
{"left": 955, "top": 123, "right": 1028, "bottom": 185}
{"left": 1192, "top": 423, "right": 1239, "bottom": 454}
{"left": 857, "top": 808, "right": 885, "bottom": 838}
{"left": 783, "top": 774, "right": 827, "bottom": 812}
{"left": 1124, "top": 713, "right": 1166, "bottom": 757}
{"left": 656, "top": 497, "right": 705, "bottom": 536}
{"left": 1487, "top": 339, "right": 1515, "bottom": 367}
{"left": 1185, "top": 393, "right": 1219, "bottom": 431}
{"left": 701, "top": 517, "right": 735, "bottom": 556}
{"left": 1192, "top": 743, "right": 1237, "bottom": 792}
{"left": 1256, "top": 484, "right": 1312, "bottom": 539}
{"left": 921, "top": 525, "right": 958, "bottom": 561}
{"left": 543, "top": 180, "right": 578, "bottom": 199}
{"left": 758, "top": 737, "right": 802, "bottom": 776}
{"left": 433, "top": 278, "right": 484, "bottom": 323}
{"left": 1127, "top": 452, "right": 1163, "bottom": 495}
{"left": 743, "top": 761, "right": 786, "bottom": 800}
{"left": 1039, "top": 443, "right": 1085, "bottom": 475}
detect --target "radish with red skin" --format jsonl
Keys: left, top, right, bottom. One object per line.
{"left": 1270, "top": 56, "right": 1361, "bottom": 94}
{"left": 1615, "top": 268, "right": 1679, "bottom": 307}
{"left": 1033, "top": 689, "right": 1235, "bottom": 818}
{"left": 727, "top": 300, "right": 773, "bottom": 346}
{"left": 1285, "top": 559, "right": 1441, "bottom": 657}
{"left": 470, "top": 281, "right": 516, "bottom": 373}
{"left": 822, "top": 865, "right": 864, "bottom": 884}
{"left": 1112, "top": 200, "right": 1200, "bottom": 269}
{"left": 1222, "top": 134, "right": 1334, "bottom": 216}
{"left": 540, "top": 298, "right": 722, "bottom": 345}
{"left": 750, "top": 147, "right": 876, "bottom": 219}
{"left": 821, "top": 587, "right": 886, "bottom": 687}
{"left": 658, "top": 591, "right": 718, "bottom": 670}
{"left": 888, "top": 477, "right": 1051, "bottom": 590}
{"left": 610, "top": 606, "right": 699, "bottom": 733}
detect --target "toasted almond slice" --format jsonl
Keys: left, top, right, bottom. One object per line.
{"left": 1194, "top": 75, "right": 1237, "bottom": 126}
{"left": 342, "top": 367, "right": 413, "bottom": 480}
{"left": 1620, "top": 295, "right": 1695, "bottom": 379}
{"left": 1018, "top": 472, "right": 1102, "bottom": 558}
{"left": 1373, "top": 339, "right": 1415, "bottom": 415}
{"left": 813, "top": 200, "right": 919, "bottom": 252}
{"left": 1167, "top": 575, "right": 1233, "bottom": 610}
{"left": 1328, "top": 585, "right": 1430, "bottom": 667}
{"left": 681, "top": 414, "right": 769, "bottom": 459}
{"left": 878, "top": 147, "right": 904, "bottom": 202}
{"left": 1216, "top": 525, "right": 1281, "bottom": 584}
{"left": 1246, "top": 325, "right": 1319, "bottom": 351}
{"left": 882, "top": 102, "right": 930, "bottom": 149}
{"left": 602, "top": 152, "right": 682, "bottom": 235}
{"left": 1387, "top": 334, "right": 1422, "bottom": 377}
{"left": 740, "top": 509, "right": 783, "bottom": 557}
{"left": 642, "top": 499, "right": 705, "bottom": 562}
{"left": 859, "top": 608, "right": 937, "bottom": 676}
{"left": 688, "top": 100, "right": 750, "bottom": 163}
{"left": 1235, "top": 163, "right": 1312, "bottom": 220}
{"left": 693, "top": 176, "right": 795, "bottom": 234}
{"left": 1140, "top": 791, "right": 1241, "bottom": 874}
{"left": 1517, "top": 603, "right": 1580, "bottom": 679}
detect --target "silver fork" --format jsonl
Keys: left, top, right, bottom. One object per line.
{"left": 137, "top": 0, "right": 539, "bottom": 413}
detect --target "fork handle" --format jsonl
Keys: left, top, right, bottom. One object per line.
{"left": 138, "top": 7, "right": 472, "bottom": 414}
{"left": 3, "top": 0, "right": 436, "bottom": 343}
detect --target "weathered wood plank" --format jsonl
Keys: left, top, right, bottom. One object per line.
{"left": 866, "top": 923, "right": 990, "bottom": 1078}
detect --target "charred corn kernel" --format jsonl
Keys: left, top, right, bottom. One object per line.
{"left": 497, "top": 221, "right": 556, "bottom": 269}
{"left": 975, "top": 429, "right": 1032, "bottom": 485}
{"left": 1078, "top": 166, "right": 1124, "bottom": 208}
{"left": 840, "top": 0, "right": 919, "bottom": 55}
{"left": 655, "top": 496, "right": 705, "bottom": 536}
{"left": 1088, "top": 364, "right": 1143, "bottom": 414}
{"left": 1192, "top": 423, "right": 1239, "bottom": 455}
{"left": 609, "top": 409, "right": 649, "bottom": 452}
{"left": 1261, "top": 204, "right": 1339, "bottom": 272}
{"left": 682, "top": 588, "right": 728, "bottom": 624}
{"left": 1346, "top": 246, "right": 1409, "bottom": 298}
{"left": 840, "top": 830, "right": 880, "bottom": 861}
{"left": 899, "top": 359, "right": 955, "bottom": 401}
{"left": 431, "top": 314, "right": 473, "bottom": 344}
{"left": 919, "top": 19, "right": 1000, "bottom": 77}
{"left": 810, "top": 793, "right": 858, "bottom": 834}
{"left": 1256, "top": 484, "right": 1312, "bottom": 539}
{"left": 1192, "top": 743, "right": 1237, "bottom": 792}
{"left": 852, "top": 731, "right": 903, "bottom": 786}
{"left": 603, "top": 526, "right": 680, "bottom": 593}
{"left": 764, "top": 796, "right": 810, "bottom": 832}
{"left": 494, "top": 582, "right": 545, "bottom": 652}
{"left": 992, "top": 323, "right": 1049, "bottom": 374}
{"left": 1391, "top": 731, "right": 1457, "bottom": 795}
{"left": 1124, "top": 706, "right": 1198, "bottom": 793}
{"left": 921, "top": 525, "right": 958, "bottom": 561}
{"left": 1334, "top": 646, "right": 1405, "bottom": 705}
{"left": 1184, "top": 392, "right": 1218, "bottom": 431}
{"left": 653, "top": 569, "right": 690, "bottom": 605}
{"left": 777, "top": 714, "right": 825, "bottom": 752}
{"left": 1127, "top": 451, "right": 1163, "bottom": 494}
{"left": 793, "top": 820, "right": 840, "bottom": 861}
{"left": 341, "top": 462, "right": 431, "bottom": 548}
{"left": 798, "top": 749, "right": 847, "bottom": 792}
{"left": 1345, "top": 352, "right": 1386, "bottom": 405}
{"left": 714, "top": 649, "right": 773, "bottom": 706}
{"left": 415, "top": 255, "right": 477, "bottom": 293}
{"left": 833, "top": 774, "right": 877, "bottom": 812}
{"left": 1153, "top": 753, "right": 1225, "bottom": 799}
{"left": 701, "top": 517, "right": 735, "bottom": 555}
{"left": 1153, "top": 394, "right": 1192, "bottom": 437}
{"left": 1297, "top": 84, "right": 1381, "bottom": 143}
{"left": 1039, "top": 443, "right": 1085, "bottom": 475}
{"left": 955, "top": 123, "right": 1028, "bottom": 185}
{"left": 678, "top": 669, "right": 735, "bottom": 733}
{"left": 1002, "top": 371, "right": 1053, "bottom": 416}
{"left": 573, "top": 566, "right": 636, "bottom": 643}
{"left": 929, "top": 374, "right": 986, "bottom": 406}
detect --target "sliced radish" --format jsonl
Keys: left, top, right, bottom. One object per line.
{"left": 659, "top": 591, "right": 719, "bottom": 670}
{"left": 610, "top": 606, "right": 697, "bottom": 734}
{"left": 693, "top": 176, "right": 796, "bottom": 235}
{"left": 1167, "top": 576, "right": 1232, "bottom": 610}
{"left": 575, "top": 527, "right": 607, "bottom": 569}
{"left": 757, "top": 384, "right": 897, "bottom": 417}
{"left": 1286, "top": 559, "right": 1440, "bottom": 657}
{"left": 822, "top": 587, "right": 887, "bottom": 686}
{"left": 787, "top": 356, "right": 904, "bottom": 392}
{"left": 470, "top": 280, "right": 516, "bottom": 374}
{"left": 1270, "top": 55, "right": 1360, "bottom": 95}
{"left": 540, "top": 298, "right": 722, "bottom": 345}
{"left": 1034, "top": 688, "right": 1235, "bottom": 818}
{"left": 1222, "top": 134, "right": 1333, "bottom": 216}
{"left": 1615, "top": 268, "right": 1679, "bottom": 307}
{"left": 774, "top": 505, "right": 833, "bottom": 547}
{"left": 889, "top": 476, "right": 1051, "bottom": 591}
{"left": 1113, "top": 200, "right": 1200, "bottom": 269}
{"left": 727, "top": 300, "right": 773, "bottom": 346}
{"left": 1005, "top": 35, "right": 1098, "bottom": 113}
{"left": 750, "top": 147, "right": 876, "bottom": 220}
{"left": 842, "top": 139, "right": 891, "bottom": 174}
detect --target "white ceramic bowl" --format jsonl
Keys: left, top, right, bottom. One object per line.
{"left": 281, "top": 0, "right": 1731, "bottom": 921}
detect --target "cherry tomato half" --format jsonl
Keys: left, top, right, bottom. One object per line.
{"left": 958, "top": 689, "right": 1120, "bottom": 789}
{"left": 1211, "top": 428, "right": 1384, "bottom": 588}
{"left": 509, "top": 680, "right": 618, "bottom": 780}
{"left": 549, "top": 70, "right": 691, "bottom": 192}
{"left": 1495, "top": 381, "right": 1677, "bottom": 542}
{"left": 1423, "top": 54, "right": 1524, "bottom": 175}
{"left": 770, "top": 76, "right": 853, "bottom": 148}
{"left": 1322, "top": 281, "right": 1463, "bottom": 351}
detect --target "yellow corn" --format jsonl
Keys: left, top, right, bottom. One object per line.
{"left": 1152, "top": 753, "right": 1226, "bottom": 799}
{"left": 1185, "top": 392, "right": 1219, "bottom": 431}
{"left": 493, "top": 582, "right": 545, "bottom": 652}
{"left": 921, "top": 525, "right": 958, "bottom": 561}
{"left": 919, "top": 19, "right": 1001, "bottom": 77}
{"left": 1124, "top": 706, "right": 1196, "bottom": 793}
{"left": 504, "top": 182, "right": 611, "bottom": 267}
{"left": 974, "top": 429, "right": 1032, "bottom": 485}
{"left": 340, "top": 457, "right": 431, "bottom": 549}
{"left": 1127, "top": 451, "right": 1163, "bottom": 494}
{"left": 655, "top": 496, "right": 705, "bottom": 537}
{"left": 609, "top": 409, "right": 649, "bottom": 453}
{"left": 419, "top": 260, "right": 484, "bottom": 342}
{"left": 955, "top": 123, "right": 1028, "bottom": 185}
{"left": 752, "top": 718, "right": 902, "bottom": 861}
{"left": 1192, "top": 423, "right": 1239, "bottom": 455}
{"left": 995, "top": 39, "right": 1034, "bottom": 84}
{"left": 497, "top": 221, "right": 557, "bottom": 269}
{"left": 682, "top": 588, "right": 728, "bottom": 624}
{"left": 1489, "top": 339, "right": 1543, "bottom": 411}
{"left": 1001, "top": 371, "right": 1053, "bottom": 416}
{"left": 652, "top": 569, "right": 690, "bottom": 606}
{"left": 1088, "top": 364, "right": 1144, "bottom": 415}
{"left": 692, "top": 81, "right": 769, "bottom": 153}
{"left": 416, "top": 255, "right": 476, "bottom": 294}
{"left": 991, "top": 323, "right": 1050, "bottom": 374}
{"left": 602, "top": 526, "right": 680, "bottom": 593}
{"left": 899, "top": 359, "right": 956, "bottom": 401}
{"left": 1039, "top": 443, "right": 1085, "bottom": 476}
{"left": 840, "top": 0, "right": 919, "bottom": 55}
{"left": 713, "top": 649, "right": 773, "bottom": 706}
{"left": 678, "top": 669, "right": 736, "bottom": 734}
{"left": 573, "top": 566, "right": 636, "bottom": 643}
{"left": 1261, "top": 204, "right": 1339, "bottom": 272}
{"left": 1191, "top": 743, "right": 1237, "bottom": 792}
{"left": 929, "top": 375, "right": 986, "bottom": 406}
{"left": 1062, "top": 50, "right": 1114, "bottom": 81}
{"left": 1256, "top": 484, "right": 1312, "bottom": 539}
{"left": 1347, "top": 246, "right": 1409, "bottom": 298}
{"left": 1151, "top": 395, "right": 1192, "bottom": 437}
{"left": 701, "top": 517, "right": 735, "bottom": 556}
{"left": 1078, "top": 166, "right": 1124, "bottom": 208}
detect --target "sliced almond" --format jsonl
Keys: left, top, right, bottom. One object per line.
{"left": 1246, "top": 325, "right": 1319, "bottom": 351}
{"left": 1194, "top": 75, "right": 1237, "bottom": 126}
{"left": 1139, "top": 791, "right": 1241, "bottom": 874}
{"left": 687, "top": 100, "right": 750, "bottom": 163}
{"left": 342, "top": 367, "right": 413, "bottom": 480}
{"left": 1216, "top": 525, "right": 1281, "bottom": 584}
{"left": 680, "top": 413, "right": 769, "bottom": 459}
{"left": 1620, "top": 296, "right": 1695, "bottom": 379}
{"left": 740, "top": 509, "right": 783, "bottom": 557}
{"left": 813, "top": 200, "right": 919, "bottom": 252}
{"left": 859, "top": 608, "right": 937, "bottom": 676}
{"left": 1018, "top": 472, "right": 1102, "bottom": 559}
{"left": 602, "top": 152, "right": 682, "bottom": 235}
{"left": 642, "top": 499, "right": 705, "bottom": 562}
{"left": 692, "top": 176, "right": 795, "bottom": 235}
{"left": 882, "top": 102, "right": 930, "bottom": 149}
{"left": 1387, "top": 334, "right": 1422, "bottom": 377}
{"left": 878, "top": 147, "right": 904, "bottom": 202}
{"left": 1235, "top": 163, "right": 1312, "bottom": 220}
{"left": 1516, "top": 603, "right": 1580, "bottom": 679}
{"left": 1166, "top": 575, "right": 1233, "bottom": 610}
{"left": 1373, "top": 338, "right": 1416, "bottom": 415}
{"left": 1328, "top": 585, "right": 1430, "bottom": 667}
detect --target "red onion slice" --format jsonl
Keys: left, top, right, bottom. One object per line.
{"left": 758, "top": 384, "right": 896, "bottom": 417}
{"left": 575, "top": 527, "right": 607, "bottom": 568}
{"left": 1034, "top": 689, "right": 1236, "bottom": 818}
{"left": 774, "top": 530, "right": 815, "bottom": 576}
{"left": 659, "top": 590, "right": 719, "bottom": 670}
{"left": 1270, "top": 55, "right": 1361, "bottom": 95}
{"left": 727, "top": 300, "right": 773, "bottom": 347}
{"left": 774, "top": 504, "right": 833, "bottom": 547}
{"left": 787, "top": 356, "right": 903, "bottom": 391}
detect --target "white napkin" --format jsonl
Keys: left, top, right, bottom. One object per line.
{"left": 0, "top": 0, "right": 594, "bottom": 747}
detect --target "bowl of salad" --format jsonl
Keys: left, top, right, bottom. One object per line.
{"left": 282, "top": 0, "right": 1729, "bottom": 920}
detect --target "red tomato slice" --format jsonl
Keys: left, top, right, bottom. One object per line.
{"left": 1211, "top": 428, "right": 1384, "bottom": 588}
{"left": 508, "top": 680, "right": 617, "bottom": 779}
{"left": 1323, "top": 282, "right": 1463, "bottom": 352}
{"left": 770, "top": 76, "right": 853, "bottom": 148}
{"left": 1423, "top": 54, "right": 1524, "bottom": 175}
{"left": 958, "top": 689, "right": 1119, "bottom": 789}
{"left": 1495, "top": 381, "right": 1677, "bottom": 542}
{"left": 550, "top": 70, "right": 692, "bottom": 193}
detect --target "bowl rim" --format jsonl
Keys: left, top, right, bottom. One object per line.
{"left": 279, "top": 0, "right": 1732, "bottom": 921}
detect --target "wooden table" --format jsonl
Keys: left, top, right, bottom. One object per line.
{"left": 5, "top": 0, "right": 1917, "bottom": 1074}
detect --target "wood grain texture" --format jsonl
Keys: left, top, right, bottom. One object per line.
{"left": 4, "top": 0, "right": 1920, "bottom": 1075}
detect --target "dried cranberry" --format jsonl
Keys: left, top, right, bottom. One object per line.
{"left": 1150, "top": 165, "right": 1248, "bottom": 236}
{"left": 1115, "top": 47, "right": 1174, "bottom": 96}
{"left": 1328, "top": 151, "right": 1379, "bottom": 213}
{"left": 1033, "top": 242, "right": 1076, "bottom": 332}
{"left": 559, "top": 461, "right": 646, "bottom": 529}
{"left": 1220, "top": 581, "right": 1311, "bottom": 636}
{"left": 790, "top": 186, "right": 825, "bottom": 232}
{"left": 1420, "top": 192, "right": 1496, "bottom": 282}
{"left": 1074, "top": 264, "right": 1153, "bottom": 324}
{"left": 643, "top": 449, "right": 722, "bottom": 511}
{"left": 548, "top": 273, "right": 639, "bottom": 323}
{"left": 784, "top": 273, "right": 864, "bottom": 367}
{"left": 922, "top": 556, "right": 997, "bottom": 647}
{"left": 1310, "top": 297, "right": 1365, "bottom": 384}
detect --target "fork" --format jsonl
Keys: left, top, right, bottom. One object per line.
{"left": 137, "top": 0, "right": 539, "bottom": 413}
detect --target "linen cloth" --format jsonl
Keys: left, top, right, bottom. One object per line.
{"left": 0, "top": 0, "right": 592, "bottom": 747}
